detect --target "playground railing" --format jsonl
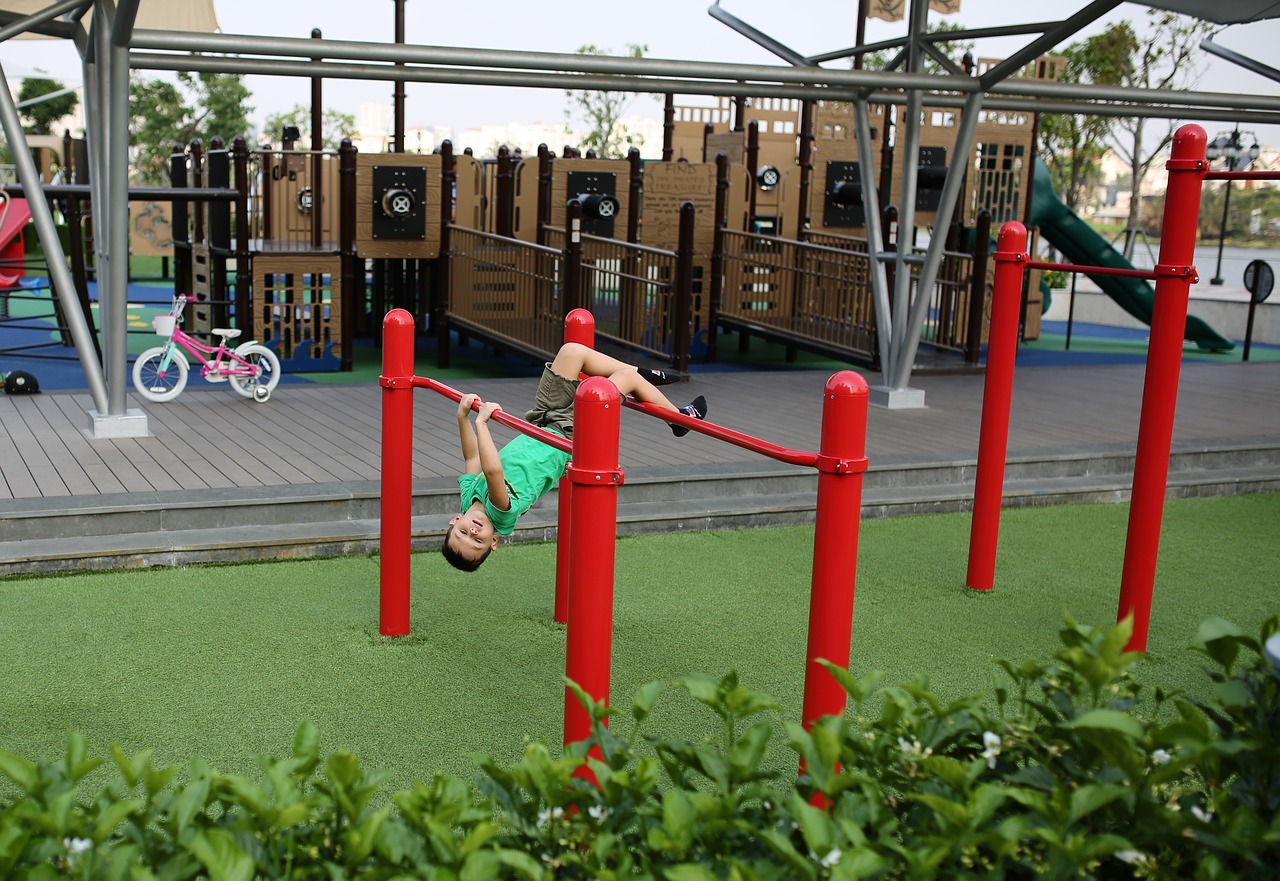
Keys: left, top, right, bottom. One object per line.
{"left": 543, "top": 227, "right": 689, "bottom": 366}
{"left": 718, "top": 228, "right": 878, "bottom": 365}
{"left": 447, "top": 226, "right": 564, "bottom": 361}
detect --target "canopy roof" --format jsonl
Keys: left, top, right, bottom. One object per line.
{"left": 0, "top": 0, "right": 218, "bottom": 37}
{"left": 1142, "top": 0, "right": 1280, "bottom": 24}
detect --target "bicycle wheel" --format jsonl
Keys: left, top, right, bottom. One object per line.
{"left": 131, "top": 347, "right": 189, "bottom": 402}
{"left": 229, "top": 343, "right": 282, "bottom": 401}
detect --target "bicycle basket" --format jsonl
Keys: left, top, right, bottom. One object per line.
{"left": 153, "top": 314, "right": 176, "bottom": 336}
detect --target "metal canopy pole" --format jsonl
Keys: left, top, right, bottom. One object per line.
{"left": 1201, "top": 37, "right": 1280, "bottom": 85}
{"left": 0, "top": 59, "right": 108, "bottom": 413}
{"left": 887, "top": 0, "right": 1126, "bottom": 395}
{"left": 887, "top": 90, "right": 984, "bottom": 391}
{"left": 882, "top": 0, "right": 927, "bottom": 392}
{"left": 103, "top": 0, "right": 138, "bottom": 418}
{"left": 128, "top": 52, "right": 1280, "bottom": 126}
{"left": 0, "top": 0, "right": 89, "bottom": 42}
{"left": 853, "top": 98, "right": 893, "bottom": 359}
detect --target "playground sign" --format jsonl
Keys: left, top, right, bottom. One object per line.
{"left": 1243, "top": 259, "right": 1274, "bottom": 304}
{"left": 1242, "top": 259, "right": 1273, "bottom": 362}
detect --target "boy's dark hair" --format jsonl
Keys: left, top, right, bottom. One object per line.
{"left": 441, "top": 534, "right": 492, "bottom": 572}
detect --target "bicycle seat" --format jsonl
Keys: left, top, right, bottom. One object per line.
{"left": 213, "top": 327, "right": 242, "bottom": 340}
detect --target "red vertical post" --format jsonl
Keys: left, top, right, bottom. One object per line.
{"left": 379, "top": 308, "right": 416, "bottom": 636}
{"left": 1118, "top": 124, "right": 1208, "bottom": 653}
{"left": 563, "top": 377, "right": 623, "bottom": 754}
{"left": 801, "top": 371, "right": 869, "bottom": 730}
{"left": 555, "top": 309, "right": 596, "bottom": 624}
{"left": 966, "top": 222, "right": 1029, "bottom": 592}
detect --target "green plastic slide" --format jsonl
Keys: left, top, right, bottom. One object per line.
{"left": 1029, "top": 157, "right": 1233, "bottom": 352}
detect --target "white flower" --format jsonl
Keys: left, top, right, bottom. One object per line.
{"left": 536, "top": 806, "right": 564, "bottom": 828}
{"left": 1191, "top": 805, "right": 1214, "bottom": 823}
{"left": 588, "top": 804, "right": 608, "bottom": 822}
{"left": 1151, "top": 749, "right": 1172, "bottom": 765}
{"left": 897, "top": 737, "right": 931, "bottom": 759}
{"left": 63, "top": 837, "right": 92, "bottom": 856}
{"left": 1115, "top": 849, "right": 1150, "bottom": 866}
{"left": 981, "top": 731, "right": 1002, "bottom": 769}
{"left": 810, "top": 847, "right": 843, "bottom": 868}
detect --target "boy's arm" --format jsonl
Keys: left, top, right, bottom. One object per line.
{"left": 457, "top": 394, "right": 481, "bottom": 474}
{"left": 474, "top": 402, "right": 511, "bottom": 511}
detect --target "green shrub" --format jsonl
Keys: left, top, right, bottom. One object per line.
{"left": 1, "top": 616, "right": 1276, "bottom": 879}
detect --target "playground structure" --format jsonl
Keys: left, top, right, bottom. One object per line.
{"left": 3, "top": 105, "right": 1008, "bottom": 378}
{"left": 8, "top": 64, "right": 1078, "bottom": 392}
{"left": 966, "top": 124, "right": 1280, "bottom": 652}
{"left": 379, "top": 306, "right": 869, "bottom": 747}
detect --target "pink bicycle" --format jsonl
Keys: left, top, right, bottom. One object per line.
{"left": 131, "top": 295, "right": 281, "bottom": 404}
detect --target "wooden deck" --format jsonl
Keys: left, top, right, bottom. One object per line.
{"left": 2, "top": 360, "right": 1279, "bottom": 502}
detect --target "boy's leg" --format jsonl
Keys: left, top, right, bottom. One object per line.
{"left": 548, "top": 342, "right": 707, "bottom": 435}
{"left": 550, "top": 343, "right": 679, "bottom": 412}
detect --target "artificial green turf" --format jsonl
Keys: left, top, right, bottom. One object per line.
{"left": 1021, "top": 328, "right": 1280, "bottom": 363}
{"left": 1, "top": 494, "right": 1277, "bottom": 796}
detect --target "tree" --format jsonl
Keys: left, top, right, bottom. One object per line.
{"left": 563, "top": 44, "right": 647, "bottom": 158}
{"left": 1037, "top": 24, "right": 1136, "bottom": 211}
{"left": 129, "top": 72, "right": 253, "bottom": 185}
{"left": 17, "top": 76, "right": 78, "bottom": 136}
{"left": 1107, "top": 10, "right": 1215, "bottom": 234}
{"left": 261, "top": 105, "right": 357, "bottom": 151}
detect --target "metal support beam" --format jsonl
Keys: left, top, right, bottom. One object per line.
{"left": 886, "top": 0, "right": 927, "bottom": 379}
{"left": 890, "top": 90, "right": 985, "bottom": 389}
{"left": 852, "top": 98, "right": 893, "bottom": 364}
{"left": 1201, "top": 37, "right": 1280, "bottom": 85}
{"left": 0, "top": 0, "right": 90, "bottom": 43}
{"left": 0, "top": 58, "right": 108, "bottom": 413}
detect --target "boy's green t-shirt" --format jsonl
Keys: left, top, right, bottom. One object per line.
{"left": 457, "top": 433, "right": 572, "bottom": 535}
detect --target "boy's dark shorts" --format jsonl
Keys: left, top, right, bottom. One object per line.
{"left": 525, "top": 364, "right": 580, "bottom": 437}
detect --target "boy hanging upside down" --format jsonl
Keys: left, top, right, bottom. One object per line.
{"left": 442, "top": 343, "right": 707, "bottom": 571}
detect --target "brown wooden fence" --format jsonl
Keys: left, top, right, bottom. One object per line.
{"left": 714, "top": 228, "right": 880, "bottom": 366}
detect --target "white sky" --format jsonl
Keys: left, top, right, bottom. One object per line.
{"left": 2, "top": 0, "right": 1279, "bottom": 145}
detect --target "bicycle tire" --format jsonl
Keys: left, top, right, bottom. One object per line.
{"left": 131, "top": 347, "right": 189, "bottom": 403}
{"left": 229, "top": 343, "right": 282, "bottom": 400}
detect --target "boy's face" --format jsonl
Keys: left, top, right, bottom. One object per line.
{"left": 446, "top": 506, "right": 499, "bottom": 562}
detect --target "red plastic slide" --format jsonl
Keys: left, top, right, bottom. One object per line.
{"left": 0, "top": 197, "right": 33, "bottom": 288}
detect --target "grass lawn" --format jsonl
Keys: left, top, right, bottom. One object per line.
{"left": 1, "top": 494, "right": 1277, "bottom": 797}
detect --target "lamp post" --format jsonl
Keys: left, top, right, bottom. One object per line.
{"left": 1205, "top": 126, "right": 1261, "bottom": 286}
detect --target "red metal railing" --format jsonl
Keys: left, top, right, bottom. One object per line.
{"left": 966, "top": 124, "right": 1222, "bottom": 653}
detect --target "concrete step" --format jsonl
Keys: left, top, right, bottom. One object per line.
{"left": 1, "top": 441, "right": 1276, "bottom": 576}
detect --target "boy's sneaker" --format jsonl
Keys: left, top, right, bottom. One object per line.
{"left": 638, "top": 367, "right": 680, "bottom": 387}
{"left": 671, "top": 395, "right": 707, "bottom": 437}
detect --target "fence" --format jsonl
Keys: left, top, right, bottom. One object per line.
{"left": 716, "top": 228, "right": 879, "bottom": 366}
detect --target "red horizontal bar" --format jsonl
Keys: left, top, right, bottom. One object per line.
{"left": 621, "top": 397, "right": 819, "bottom": 468}
{"left": 410, "top": 375, "right": 573, "bottom": 455}
{"left": 1204, "top": 170, "right": 1280, "bottom": 181}
{"left": 413, "top": 374, "right": 819, "bottom": 468}
{"left": 1025, "top": 260, "right": 1158, "bottom": 281}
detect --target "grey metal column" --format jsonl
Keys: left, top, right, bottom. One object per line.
{"left": 852, "top": 98, "right": 892, "bottom": 359}
{"left": 104, "top": 0, "right": 137, "bottom": 416}
{"left": 871, "top": 0, "right": 926, "bottom": 406}
{"left": 889, "top": 89, "right": 984, "bottom": 390}
{"left": 0, "top": 59, "right": 108, "bottom": 413}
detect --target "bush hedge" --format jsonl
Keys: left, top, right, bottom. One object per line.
{"left": 2, "top": 615, "right": 1277, "bottom": 879}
